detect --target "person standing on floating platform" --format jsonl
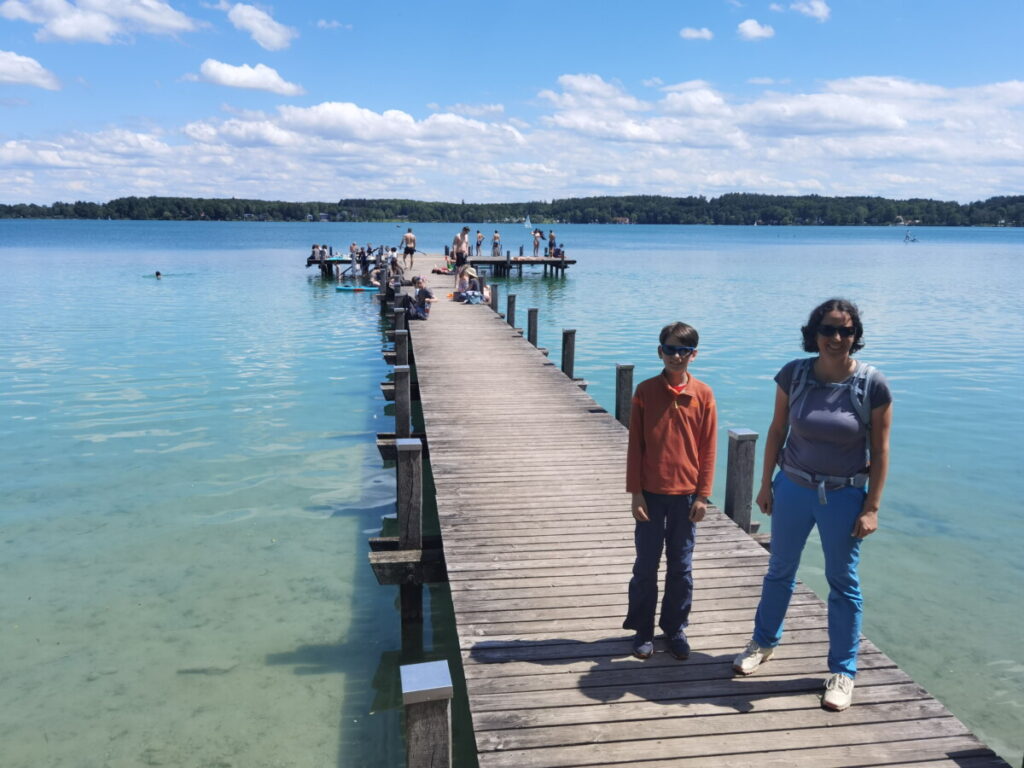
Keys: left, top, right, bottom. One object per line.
{"left": 491, "top": 230, "right": 501, "bottom": 258}
{"left": 548, "top": 230, "right": 556, "bottom": 258}
{"left": 532, "top": 229, "right": 541, "bottom": 258}
{"left": 452, "top": 226, "right": 470, "bottom": 286}
{"left": 475, "top": 230, "right": 484, "bottom": 258}
{"left": 401, "top": 228, "right": 416, "bottom": 269}
{"left": 624, "top": 322, "right": 717, "bottom": 661}
{"left": 733, "top": 298, "right": 893, "bottom": 713}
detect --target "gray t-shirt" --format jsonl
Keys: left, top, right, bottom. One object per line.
{"left": 776, "top": 358, "right": 892, "bottom": 486}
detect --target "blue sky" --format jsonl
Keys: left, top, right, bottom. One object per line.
{"left": 1, "top": 0, "right": 1022, "bottom": 204}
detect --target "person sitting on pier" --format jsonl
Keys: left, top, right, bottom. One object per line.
{"left": 624, "top": 321, "right": 717, "bottom": 662}
{"left": 395, "top": 276, "right": 436, "bottom": 320}
{"left": 732, "top": 298, "right": 892, "bottom": 713}
{"left": 452, "top": 266, "right": 482, "bottom": 302}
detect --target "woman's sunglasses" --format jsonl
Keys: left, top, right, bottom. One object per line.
{"left": 817, "top": 324, "right": 857, "bottom": 338}
{"left": 661, "top": 344, "right": 696, "bottom": 357}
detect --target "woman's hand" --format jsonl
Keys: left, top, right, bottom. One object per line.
{"left": 631, "top": 492, "right": 649, "bottom": 522}
{"left": 852, "top": 508, "right": 878, "bottom": 538}
{"left": 756, "top": 483, "right": 774, "bottom": 517}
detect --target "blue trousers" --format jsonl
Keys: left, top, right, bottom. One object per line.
{"left": 623, "top": 492, "right": 696, "bottom": 641}
{"left": 752, "top": 472, "right": 865, "bottom": 677}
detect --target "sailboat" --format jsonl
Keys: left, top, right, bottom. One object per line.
{"left": 524, "top": 215, "right": 532, "bottom": 230}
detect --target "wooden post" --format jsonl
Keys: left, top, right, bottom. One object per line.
{"left": 394, "top": 329, "right": 409, "bottom": 367}
{"left": 396, "top": 437, "right": 422, "bottom": 549}
{"left": 725, "top": 428, "right": 758, "bottom": 533}
{"left": 506, "top": 295, "right": 516, "bottom": 328}
{"left": 401, "top": 660, "right": 453, "bottom": 768}
{"left": 615, "top": 364, "right": 634, "bottom": 428}
{"left": 561, "top": 329, "right": 576, "bottom": 379}
{"left": 489, "top": 283, "right": 500, "bottom": 314}
{"left": 394, "top": 306, "right": 407, "bottom": 332}
{"left": 527, "top": 308, "right": 538, "bottom": 347}
{"left": 394, "top": 365, "right": 411, "bottom": 439}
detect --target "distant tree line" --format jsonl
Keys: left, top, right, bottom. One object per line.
{"left": 1, "top": 194, "right": 1020, "bottom": 226}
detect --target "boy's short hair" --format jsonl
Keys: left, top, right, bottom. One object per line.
{"left": 659, "top": 322, "right": 699, "bottom": 347}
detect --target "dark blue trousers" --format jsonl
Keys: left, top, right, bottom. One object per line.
{"left": 623, "top": 491, "right": 696, "bottom": 641}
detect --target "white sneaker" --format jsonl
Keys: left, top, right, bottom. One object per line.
{"left": 822, "top": 673, "right": 855, "bottom": 711}
{"left": 732, "top": 639, "right": 775, "bottom": 675}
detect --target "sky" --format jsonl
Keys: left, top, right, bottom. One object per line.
{"left": 1, "top": 0, "right": 1022, "bottom": 205}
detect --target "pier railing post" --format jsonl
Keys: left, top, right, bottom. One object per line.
{"left": 394, "top": 307, "right": 407, "bottom": 332}
{"left": 394, "top": 329, "right": 409, "bottom": 367}
{"left": 615, "top": 364, "right": 634, "bottom": 428}
{"left": 489, "top": 284, "right": 499, "bottom": 314}
{"left": 527, "top": 308, "right": 538, "bottom": 347}
{"left": 396, "top": 437, "right": 423, "bottom": 549}
{"left": 725, "top": 428, "right": 758, "bottom": 533}
{"left": 394, "top": 365, "right": 411, "bottom": 439}
{"left": 561, "top": 329, "right": 576, "bottom": 379}
{"left": 506, "top": 295, "right": 516, "bottom": 328}
{"left": 401, "top": 660, "right": 453, "bottom": 768}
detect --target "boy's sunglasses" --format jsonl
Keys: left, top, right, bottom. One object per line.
{"left": 816, "top": 324, "right": 857, "bottom": 338}
{"left": 661, "top": 344, "right": 696, "bottom": 357}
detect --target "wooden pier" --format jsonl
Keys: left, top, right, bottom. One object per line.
{"left": 370, "top": 259, "right": 1012, "bottom": 768}
{"left": 468, "top": 255, "right": 576, "bottom": 278}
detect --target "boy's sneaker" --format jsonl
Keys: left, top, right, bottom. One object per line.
{"left": 732, "top": 639, "right": 775, "bottom": 675}
{"left": 668, "top": 632, "right": 690, "bottom": 661}
{"left": 822, "top": 673, "right": 854, "bottom": 711}
{"left": 631, "top": 635, "right": 654, "bottom": 660}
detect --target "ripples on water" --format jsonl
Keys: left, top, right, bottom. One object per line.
{"left": 1, "top": 222, "right": 1021, "bottom": 765}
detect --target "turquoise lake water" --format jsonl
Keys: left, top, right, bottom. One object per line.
{"left": 1, "top": 220, "right": 1021, "bottom": 766}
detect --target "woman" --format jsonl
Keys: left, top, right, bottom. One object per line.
{"left": 732, "top": 298, "right": 892, "bottom": 712}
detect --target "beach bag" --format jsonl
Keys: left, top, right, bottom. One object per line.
{"left": 463, "top": 291, "right": 484, "bottom": 304}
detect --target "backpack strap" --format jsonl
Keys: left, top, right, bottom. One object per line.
{"left": 787, "top": 358, "right": 815, "bottom": 415}
{"left": 850, "top": 362, "right": 878, "bottom": 429}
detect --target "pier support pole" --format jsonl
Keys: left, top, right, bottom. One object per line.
{"left": 394, "top": 329, "right": 409, "bottom": 367}
{"left": 396, "top": 437, "right": 424, "bottom": 624}
{"left": 725, "top": 429, "right": 758, "bottom": 533}
{"left": 401, "top": 661, "right": 453, "bottom": 768}
{"left": 489, "top": 284, "right": 500, "bottom": 315}
{"left": 394, "top": 307, "right": 407, "bottom": 332}
{"left": 394, "top": 365, "right": 411, "bottom": 439}
{"left": 527, "top": 308, "right": 538, "bottom": 347}
{"left": 615, "top": 364, "right": 634, "bottom": 428}
{"left": 506, "top": 295, "right": 516, "bottom": 328}
{"left": 561, "top": 329, "right": 576, "bottom": 380}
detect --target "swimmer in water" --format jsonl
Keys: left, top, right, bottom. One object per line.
{"left": 155, "top": 271, "right": 162, "bottom": 279}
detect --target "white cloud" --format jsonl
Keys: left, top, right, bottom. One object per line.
{"left": 769, "top": 3, "right": 784, "bottom": 11}
{"left": 791, "top": 0, "right": 830, "bottom": 21}
{"left": 738, "top": 19, "right": 774, "bottom": 40}
{"left": 435, "top": 103, "right": 505, "bottom": 118}
{"left": 539, "top": 74, "right": 649, "bottom": 112}
{"left": 226, "top": 3, "right": 296, "bottom": 50}
{"left": 0, "top": 49, "right": 60, "bottom": 89}
{"left": 0, "top": 0, "right": 198, "bottom": 43}
{"left": 316, "top": 19, "right": 350, "bottom": 30}
{"left": 3, "top": 75, "right": 1022, "bottom": 205}
{"left": 679, "top": 27, "right": 713, "bottom": 40}
{"left": 194, "top": 59, "right": 304, "bottom": 96}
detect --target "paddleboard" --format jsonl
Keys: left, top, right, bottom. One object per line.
{"left": 336, "top": 285, "right": 369, "bottom": 292}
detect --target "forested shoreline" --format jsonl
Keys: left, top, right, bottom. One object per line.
{"left": 1, "top": 193, "right": 1021, "bottom": 226}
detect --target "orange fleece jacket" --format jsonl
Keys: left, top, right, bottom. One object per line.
{"left": 626, "top": 371, "right": 717, "bottom": 498}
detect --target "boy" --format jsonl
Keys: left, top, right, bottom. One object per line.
{"left": 624, "top": 322, "right": 717, "bottom": 660}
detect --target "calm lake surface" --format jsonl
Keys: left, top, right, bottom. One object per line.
{"left": 1, "top": 220, "right": 1021, "bottom": 766}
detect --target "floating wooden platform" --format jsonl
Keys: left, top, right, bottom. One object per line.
{"left": 388, "top": 266, "right": 1010, "bottom": 768}
{"left": 469, "top": 256, "right": 576, "bottom": 277}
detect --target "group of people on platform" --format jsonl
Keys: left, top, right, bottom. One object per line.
{"left": 627, "top": 298, "right": 892, "bottom": 714}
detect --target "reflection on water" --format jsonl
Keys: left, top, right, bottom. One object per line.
{"left": 1, "top": 222, "right": 1021, "bottom": 765}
